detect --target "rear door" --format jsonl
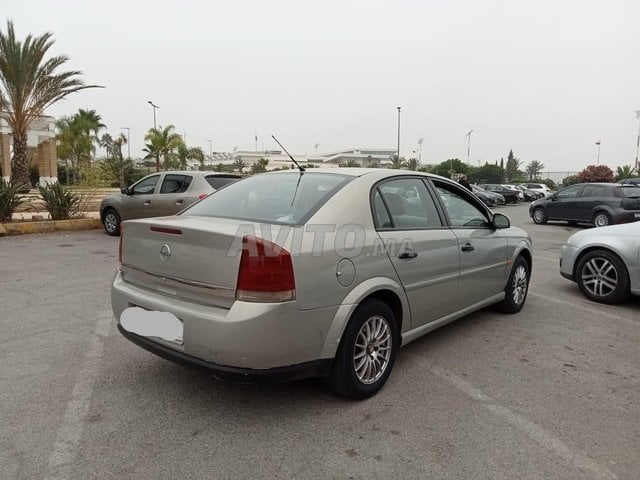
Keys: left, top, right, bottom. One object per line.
{"left": 373, "top": 177, "right": 460, "bottom": 328}
{"left": 575, "top": 184, "right": 606, "bottom": 221}
{"left": 152, "top": 174, "right": 194, "bottom": 216}
{"left": 546, "top": 184, "right": 583, "bottom": 220}
{"left": 431, "top": 179, "right": 509, "bottom": 310}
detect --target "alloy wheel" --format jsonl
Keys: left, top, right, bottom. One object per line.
{"left": 353, "top": 315, "right": 392, "bottom": 384}
{"left": 512, "top": 264, "right": 528, "bottom": 305}
{"left": 581, "top": 258, "right": 618, "bottom": 298}
{"left": 105, "top": 213, "right": 118, "bottom": 233}
{"left": 593, "top": 213, "right": 610, "bottom": 227}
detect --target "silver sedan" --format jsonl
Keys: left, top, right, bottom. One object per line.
{"left": 560, "top": 221, "right": 640, "bottom": 304}
{"left": 113, "top": 169, "right": 533, "bottom": 399}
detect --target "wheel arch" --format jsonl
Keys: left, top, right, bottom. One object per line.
{"left": 572, "top": 246, "right": 629, "bottom": 281}
{"left": 319, "top": 279, "right": 409, "bottom": 359}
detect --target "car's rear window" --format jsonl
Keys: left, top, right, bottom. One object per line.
{"left": 205, "top": 175, "right": 240, "bottom": 189}
{"left": 184, "top": 172, "right": 353, "bottom": 224}
{"left": 617, "top": 185, "right": 640, "bottom": 198}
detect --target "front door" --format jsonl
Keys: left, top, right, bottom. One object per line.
{"left": 123, "top": 174, "right": 161, "bottom": 219}
{"left": 373, "top": 177, "right": 460, "bottom": 328}
{"left": 431, "top": 179, "right": 509, "bottom": 309}
{"left": 546, "top": 184, "right": 583, "bottom": 220}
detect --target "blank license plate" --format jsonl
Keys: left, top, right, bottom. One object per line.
{"left": 120, "top": 307, "right": 183, "bottom": 344}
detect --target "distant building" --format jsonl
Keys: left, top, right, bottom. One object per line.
{"left": 0, "top": 115, "right": 57, "bottom": 185}
{"left": 308, "top": 148, "right": 396, "bottom": 167}
{"left": 181, "top": 147, "right": 398, "bottom": 172}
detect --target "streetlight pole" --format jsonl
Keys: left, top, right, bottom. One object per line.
{"left": 121, "top": 127, "right": 130, "bottom": 160}
{"left": 207, "top": 139, "right": 213, "bottom": 167}
{"left": 147, "top": 100, "right": 159, "bottom": 130}
{"left": 466, "top": 129, "right": 473, "bottom": 165}
{"left": 396, "top": 107, "right": 401, "bottom": 165}
{"left": 595, "top": 140, "right": 601, "bottom": 165}
{"left": 634, "top": 110, "right": 640, "bottom": 172}
{"left": 417, "top": 138, "right": 423, "bottom": 163}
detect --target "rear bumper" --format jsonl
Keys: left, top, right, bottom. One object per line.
{"left": 612, "top": 210, "right": 640, "bottom": 224}
{"left": 118, "top": 323, "right": 332, "bottom": 383}
{"left": 111, "top": 270, "right": 340, "bottom": 370}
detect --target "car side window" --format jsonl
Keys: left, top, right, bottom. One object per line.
{"left": 557, "top": 185, "right": 582, "bottom": 199}
{"left": 131, "top": 175, "right": 160, "bottom": 195}
{"left": 206, "top": 175, "right": 239, "bottom": 189}
{"left": 580, "top": 185, "right": 605, "bottom": 198}
{"left": 160, "top": 174, "right": 192, "bottom": 194}
{"left": 432, "top": 180, "right": 490, "bottom": 228}
{"left": 374, "top": 178, "right": 442, "bottom": 229}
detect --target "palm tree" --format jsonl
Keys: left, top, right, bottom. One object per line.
{"left": 56, "top": 115, "right": 95, "bottom": 183}
{"left": 251, "top": 158, "right": 269, "bottom": 174}
{"left": 405, "top": 158, "right": 420, "bottom": 171}
{"left": 143, "top": 125, "right": 183, "bottom": 171}
{"left": 615, "top": 165, "right": 637, "bottom": 181}
{"left": 232, "top": 158, "right": 247, "bottom": 173}
{"left": 175, "top": 142, "right": 205, "bottom": 170}
{"left": 0, "top": 21, "right": 101, "bottom": 186}
{"left": 525, "top": 160, "right": 545, "bottom": 180}
{"left": 390, "top": 154, "right": 405, "bottom": 169}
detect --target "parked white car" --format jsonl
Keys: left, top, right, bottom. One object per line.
{"left": 523, "top": 183, "right": 554, "bottom": 197}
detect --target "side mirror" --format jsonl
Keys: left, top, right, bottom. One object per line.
{"left": 493, "top": 213, "right": 510, "bottom": 229}
{"left": 551, "top": 193, "right": 558, "bottom": 201}
{"left": 121, "top": 187, "right": 131, "bottom": 195}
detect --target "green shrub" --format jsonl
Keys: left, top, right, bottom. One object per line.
{"left": 0, "top": 178, "right": 27, "bottom": 222}
{"left": 38, "top": 183, "right": 81, "bottom": 220}
{"left": 561, "top": 175, "right": 579, "bottom": 187}
{"left": 29, "top": 164, "right": 40, "bottom": 187}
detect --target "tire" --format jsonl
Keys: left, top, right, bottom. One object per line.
{"left": 592, "top": 211, "right": 612, "bottom": 228}
{"left": 326, "top": 299, "right": 398, "bottom": 400}
{"left": 532, "top": 208, "right": 547, "bottom": 225}
{"left": 103, "top": 208, "right": 121, "bottom": 236}
{"left": 496, "top": 256, "right": 530, "bottom": 313}
{"left": 575, "top": 250, "right": 630, "bottom": 304}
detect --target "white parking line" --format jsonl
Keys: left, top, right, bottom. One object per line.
{"left": 528, "top": 292, "right": 639, "bottom": 326}
{"left": 423, "top": 362, "right": 618, "bottom": 480}
{"left": 43, "top": 312, "right": 113, "bottom": 480}
{"left": 534, "top": 255, "right": 559, "bottom": 263}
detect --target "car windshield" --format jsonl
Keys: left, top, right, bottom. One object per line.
{"left": 619, "top": 185, "right": 640, "bottom": 198}
{"left": 183, "top": 172, "right": 353, "bottom": 224}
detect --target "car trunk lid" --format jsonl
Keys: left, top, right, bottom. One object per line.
{"left": 120, "top": 216, "right": 260, "bottom": 309}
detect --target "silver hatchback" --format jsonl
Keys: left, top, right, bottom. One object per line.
{"left": 100, "top": 171, "right": 240, "bottom": 236}
{"left": 112, "top": 169, "right": 533, "bottom": 399}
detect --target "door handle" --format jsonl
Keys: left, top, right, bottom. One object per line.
{"left": 398, "top": 249, "right": 418, "bottom": 259}
{"left": 461, "top": 243, "right": 475, "bottom": 252}
{"left": 176, "top": 200, "right": 184, "bottom": 205}
{"left": 144, "top": 200, "right": 152, "bottom": 205}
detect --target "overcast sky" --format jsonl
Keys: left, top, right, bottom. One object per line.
{"left": 5, "top": 0, "right": 640, "bottom": 171}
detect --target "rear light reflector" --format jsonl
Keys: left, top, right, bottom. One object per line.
{"left": 236, "top": 236, "right": 295, "bottom": 302}
{"left": 198, "top": 193, "right": 209, "bottom": 200}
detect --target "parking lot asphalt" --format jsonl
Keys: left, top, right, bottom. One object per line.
{"left": 1, "top": 204, "right": 638, "bottom": 480}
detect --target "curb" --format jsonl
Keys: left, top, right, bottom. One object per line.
{"left": 0, "top": 218, "right": 102, "bottom": 237}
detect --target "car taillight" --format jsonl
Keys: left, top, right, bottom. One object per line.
{"left": 198, "top": 193, "right": 208, "bottom": 200}
{"left": 118, "top": 226, "right": 123, "bottom": 263}
{"left": 236, "top": 235, "right": 295, "bottom": 302}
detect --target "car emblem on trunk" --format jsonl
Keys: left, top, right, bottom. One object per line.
{"left": 159, "top": 244, "right": 172, "bottom": 263}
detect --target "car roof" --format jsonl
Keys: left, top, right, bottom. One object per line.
{"left": 160, "top": 170, "right": 240, "bottom": 176}
{"left": 263, "top": 167, "right": 450, "bottom": 181}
